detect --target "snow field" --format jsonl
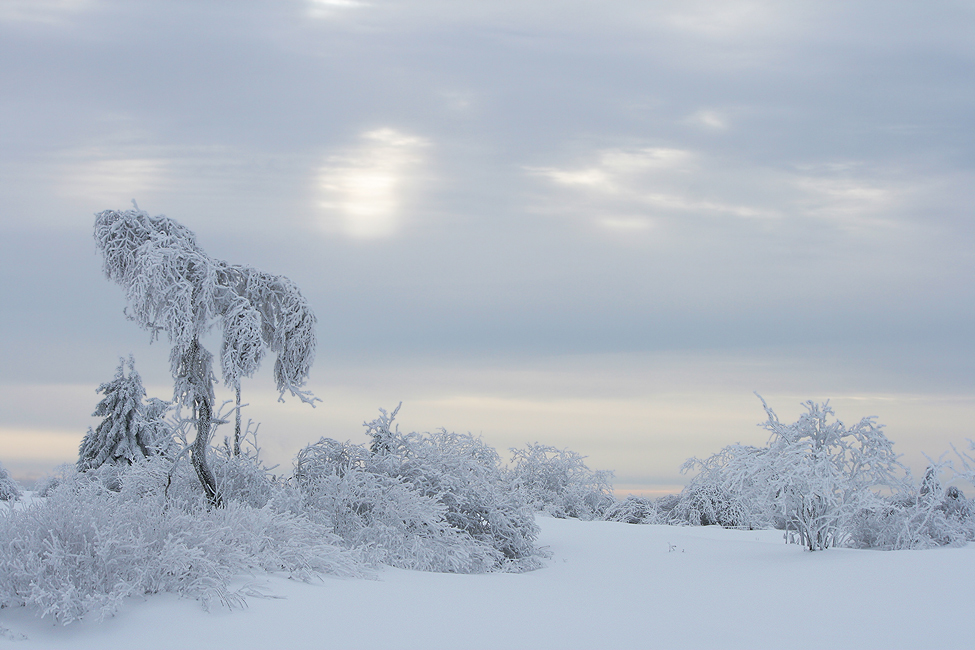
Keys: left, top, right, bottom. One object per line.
{"left": 3, "top": 516, "right": 972, "bottom": 650}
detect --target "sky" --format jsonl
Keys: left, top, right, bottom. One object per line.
{"left": 1, "top": 0, "right": 973, "bottom": 493}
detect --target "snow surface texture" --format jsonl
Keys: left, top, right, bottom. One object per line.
{"left": 2, "top": 516, "right": 972, "bottom": 649}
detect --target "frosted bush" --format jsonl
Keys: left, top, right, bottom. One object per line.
{"left": 295, "top": 436, "right": 493, "bottom": 573}
{"left": 0, "top": 461, "right": 21, "bottom": 501}
{"left": 207, "top": 418, "right": 283, "bottom": 509}
{"left": 760, "top": 398, "right": 905, "bottom": 550}
{"left": 367, "top": 407, "right": 543, "bottom": 569}
{"left": 671, "top": 482, "right": 751, "bottom": 528}
{"left": 0, "top": 459, "right": 363, "bottom": 625}
{"left": 603, "top": 495, "right": 661, "bottom": 524}
{"left": 294, "top": 406, "right": 546, "bottom": 572}
{"left": 33, "top": 465, "right": 74, "bottom": 498}
{"left": 670, "top": 401, "right": 975, "bottom": 551}
{"left": 848, "top": 466, "right": 975, "bottom": 550}
{"left": 653, "top": 493, "right": 679, "bottom": 519}
{"left": 295, "top": 437, "right": 370, "bottom": 479}
{"left": 678, "top": 397, "right": 907, "bottom": 549}
{"left": 675, "top": 444, "right": 776, "bottom": 529}
{"left": 296, "top": 465, "right": 500, "bottom": 573}
{"left": 507, "top": 443, "right": 614, "bottom": 520}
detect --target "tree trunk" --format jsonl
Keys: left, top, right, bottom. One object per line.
{"left": 179, "top": 338, "right": 221, "bottom": 507}
{"left": 234, "top": 384, "right": 242, "bottom": 456}
{"left": 192, "top": 394, "right": 221, "bottom": 507}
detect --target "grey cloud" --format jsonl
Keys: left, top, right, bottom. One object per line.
{"left": 1, "top": 0, "right": 972, "bottom": 484}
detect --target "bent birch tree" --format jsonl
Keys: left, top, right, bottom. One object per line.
{"left": 94, "top": 205, "right": 318, "bottom": 504}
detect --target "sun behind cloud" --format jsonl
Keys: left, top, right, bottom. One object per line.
{"left": 316, "top": 128, "right": 428, "bottom": 239}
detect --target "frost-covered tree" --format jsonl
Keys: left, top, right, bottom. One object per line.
{"left": 679, "top": 396, "right": 905, "bottom": 549}
{"left": 759, "top": 397, "right": 903, "bottom": 550}
{"left": 94, "top": 205, "right": 317, "bottom": 504}
{"left": 77, "top": 356, "right": 172, "bottom": 471}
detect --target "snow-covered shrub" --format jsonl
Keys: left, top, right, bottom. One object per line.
{"left": 294, "top": 436, "right": 370, "bottom": 479}
{"left": 33, "top": 465, "right": 75, "bottom": 498}
{"left": 671, "top": 482, "right": 751, "bottom": 528}
{"left": 0, "top": 457, "right": 363, "bottom": 625}
{"left": 77, "top": 356, "right": 173, "bottom": 471}
{"left": 675, "top": 444, "right": 776, "bottom": 529}
{"left": 603, "top": 495, "right": 661, "bottom": 524}
{"left": 679, "top": 397, "right": 905, "bottom": 549}
{"left": 655, "top": 493, "right": 681, "bottom": 519}
{"left": 294, "top": 406, "right": 545, "bottom": 572}
{"left": 296, "top": 463, "right": 500, "bottom": 573}
{"left": 847, "top": 466, "right": 975, "bottom": 550}
{"left": 0, "top": 461, "right": 21, "bottom": 501}
{"left": 507, "top": 443, "right": 614, "bottom": 520}
{"left": 367, "top": 407, "right": 543, "bottom": 569}
{"left": 206, "top": 418, "right": 282, "bottom": 509}
{"left": 761, "top": 398, "right": 904, "bottom": 550}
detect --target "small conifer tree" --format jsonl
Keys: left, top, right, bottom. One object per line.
{"left": 0, "top": 461, "right": 21, "bottom": 501}
{"left": 78, "top": 356, "right": 172, "bottom": 471}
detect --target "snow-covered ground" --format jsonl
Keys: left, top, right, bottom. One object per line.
{"left": 3, "top": 516, "right": 973, "bottom": 649}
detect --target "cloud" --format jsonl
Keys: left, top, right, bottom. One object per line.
{"left": 439, "top": 90, "right": 475, "bottom": 112}
{"left": 57, "top": 153, "right": 171, "bottom": 208}
{"left": 685, "top": 110, "right": 728, "bottom": 130}
{"left": 663, "top": 0, "right": 785, "bottom": 39}
{"left": 0, "top": 0, "right": 95, "bottom": 25}
{"left": 1, "top": 0, "right": 972, "bottom": 488}
{"left": 597, "top": 217, "right": 654, "bottom": 232}
{"left": 306, "top": 0, "right": 367, "bottom": 19}
{"left": 316, "top": 128, "right": 429, "bottom": 239}
{"left": 526, "top": 146, "right": 777, "bottom": 231}
{"left": 526, "top": 144, "right": 934, "bottom": 239}
{"left": 790, "top": 172, "right": 899, "bottom": 231}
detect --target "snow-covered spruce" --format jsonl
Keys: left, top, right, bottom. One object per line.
{"left": 93, "top": 205, "right": 317, "bottom": 504}
{"left": 77, "top": 356, "right": 173, "bottom": 472}
{"left": 0, "top": 460, "right": 21, "bottom": 501}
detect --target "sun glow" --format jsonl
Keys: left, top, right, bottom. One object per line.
{"left": 317, "top": 129, "right": 427, "bottom": 239}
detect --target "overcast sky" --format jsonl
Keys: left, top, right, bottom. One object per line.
{"left": 2, "top": 0, "right": 973, "bottom": 491}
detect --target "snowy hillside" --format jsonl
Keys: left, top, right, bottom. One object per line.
{"left": 3, "top": 515, "right": 972, "bottom": 650}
